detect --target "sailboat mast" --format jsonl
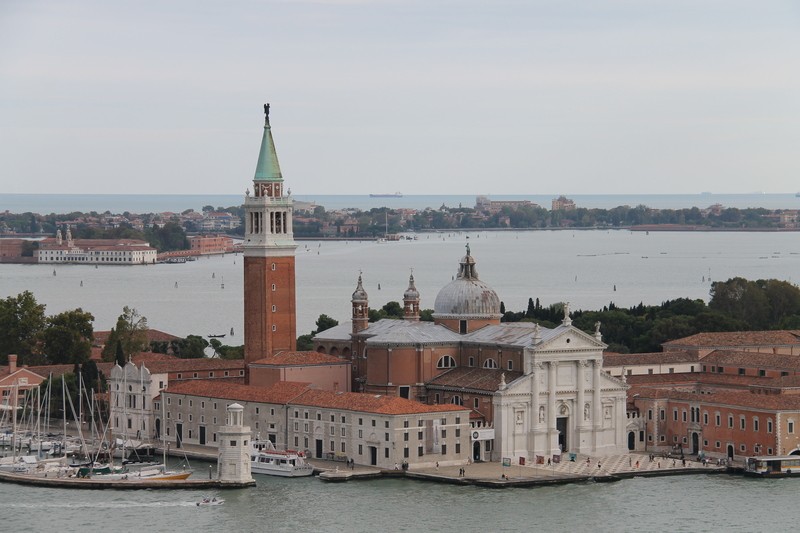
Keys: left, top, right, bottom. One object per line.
{"left": 62, "top": 375, "right": 67, "bottom": 456}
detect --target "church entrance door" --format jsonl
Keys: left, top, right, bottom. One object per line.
{"left": 628, "top": 432, "right": 635, "bottom": 451}
{"left": 692, "top": 433, "right": 699, "bottom": 455}
{"left": 557, "top": 417, "right": 568, "bottom": 452}
{"left": 315, "top": 439, "right": 323, "bottom": 459}
{"left": 369, "top": 446, "right": 378, "bottom": 466}
{"left": 473, "top": 441, "right": 481, "bottom": 462}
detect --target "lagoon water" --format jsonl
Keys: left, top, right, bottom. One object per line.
{"left": 4, "top": 199, "right": 800, "bottom": 530}
{"left": 0, "top": 471, "right": 797, "bottom": 532}
{"left": 1, "top": 229, "right": 799, "bottom": 337}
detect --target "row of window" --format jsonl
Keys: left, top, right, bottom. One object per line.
{"left": 437, "top": 355, "right": 511, "bottom": 370}
{"left": 650, "top": 408, "right": 785, "bottom": 434}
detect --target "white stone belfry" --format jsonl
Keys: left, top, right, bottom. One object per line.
{"left": 217, "top": 403, "right": 253, "bottom": 484}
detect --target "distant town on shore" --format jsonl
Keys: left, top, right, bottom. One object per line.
{"left": 2, "top": 195, "right": 800, "bottom": 265}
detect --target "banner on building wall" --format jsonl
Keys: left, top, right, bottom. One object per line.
{"left": 470, "top": 428, "right": 495, "bottom": 441}
{"left": 432, "top": 419, "right": 440, "bottom": 454}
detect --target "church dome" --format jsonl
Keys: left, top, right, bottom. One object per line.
{"left": 432, "top": 247, "right": 502, "bottom": 319}
{"left": 352, "top": 274, "right": 368, "bottom": 303}
{"left": 404, "top": 274, "right": 419, "bottom": 301}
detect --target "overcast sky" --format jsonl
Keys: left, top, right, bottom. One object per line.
{"left": 1, "top": 0, "right": 799, "bottom": 196}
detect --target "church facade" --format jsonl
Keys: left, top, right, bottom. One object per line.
{"left": 314, "top": 249, "right": 629, "bottom": 462}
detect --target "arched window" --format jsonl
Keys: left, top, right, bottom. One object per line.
{"left": 437, "top": 355, "right": 456, "bottom": 369}
{"left": 483, "top": 359, "right": 498, "bottom": 369}
{"left": 451, "top": 396, "right": 463, "bottom": 406}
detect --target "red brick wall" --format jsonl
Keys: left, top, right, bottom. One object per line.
{"left": 244, "top": 256, "right": 297, "bottom": 374}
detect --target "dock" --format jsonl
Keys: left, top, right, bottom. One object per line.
{"left": 0, "top": 470, "right": 255, "bottom": 490}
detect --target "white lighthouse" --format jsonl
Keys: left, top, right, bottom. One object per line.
{"left": 217, "top": 403, "right": 253, "bottom": 484}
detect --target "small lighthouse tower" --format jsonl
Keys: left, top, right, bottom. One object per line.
{"left": 217, "top": 403, "right": 254, "bottom": 485}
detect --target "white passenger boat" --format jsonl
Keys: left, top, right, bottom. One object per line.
{"left": 250, "top": 439, "right": 314, "bottom": 477}
{"left": 744, "top": 455, "right": 800, "bottom": 477}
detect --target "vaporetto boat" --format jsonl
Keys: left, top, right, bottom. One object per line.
{"left": 250, "top": 439, "right": 314, "bottom": 477}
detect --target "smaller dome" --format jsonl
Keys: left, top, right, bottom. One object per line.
{"left": 352, "top": 274, "right": 368, "bottom": 303}
{"left": 403, "top": 273, "right": 419, "bottom": 301}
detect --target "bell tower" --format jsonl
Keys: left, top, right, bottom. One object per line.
{"left": 351, "top": 274, "right": 370, "bottom": 335}
{"left": 403, "top": 272, "right": 420, "bottom": 321}
{"left": 243, "top": 104, "right": 297, "bottom": 384}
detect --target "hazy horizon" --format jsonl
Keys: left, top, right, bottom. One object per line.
{"left": 2, "top": 1, "right": 798, "bottom": 196}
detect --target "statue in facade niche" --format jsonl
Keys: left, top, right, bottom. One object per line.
{"left": 584, "top": 403, "right": 591, "bottom": 420}
{"left": 539, "top": 405, "right": 545, "bottom": 423}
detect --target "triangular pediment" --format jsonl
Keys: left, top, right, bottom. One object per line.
{"left": 532, "top": 325, "right": 607, "bottom": 352}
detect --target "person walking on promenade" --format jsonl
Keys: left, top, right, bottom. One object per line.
{"left": 436, "top": 461, "right": 439, "bottom": 471}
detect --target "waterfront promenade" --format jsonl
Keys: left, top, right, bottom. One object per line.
{"left": 168, "top": 441, "right": 726, "bottom": 487}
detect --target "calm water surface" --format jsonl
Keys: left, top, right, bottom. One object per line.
{"left": 2, "top": 230, "right": 800, "bottom": 337}
{"left": 0, "top": 473, "right": 796, "bottom": 532}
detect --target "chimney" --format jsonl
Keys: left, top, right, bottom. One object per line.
{"left": 8, "top": 354, "right": 17, "bottom": 373}
{"left": 333, "top": 381, "right": 339, "bottom": 393}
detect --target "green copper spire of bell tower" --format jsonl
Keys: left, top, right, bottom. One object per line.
{"left": 253, "top": 103, "right": 283, "bottom": 182}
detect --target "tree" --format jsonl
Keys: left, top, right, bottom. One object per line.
{"left": 0, "top": 291, "right": 47, "bottom": 365}
{"left": 315, "top": 314, "right": 339, "bottom": 334}
{"left": 710, "top": 277, "right": 769, "bottom": 327}
{"left": 761, "top": 279, "right": 800, "bottom": 326}
{"left": 102, "top": 307, "right": 149, "bottom": 362}
{"left": 39, "top": 308, "right": 95, "bottom": 365}
{"left": 115, "top": 339, "right": 126, "bottom": 366}
{"left": 179, "top": 335, "right": 209, "bottom": 358}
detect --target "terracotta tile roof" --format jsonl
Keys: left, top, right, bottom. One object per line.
{"left": 756, "top": 375, "right": 800, "bottom": 390}
{"left": 138, "top": 358, "right": 245, "bottom": 374}
{"left": 171, "top": 377, "right": 245, "bottom": 386}
{"left": 131, "top": 352, "right": 181, "bottom": 363}
{"left": 426, "top": 367, "right": 524, "bottom": 392}
{"left": 290, "top": 389, "right": 470, "bottom": 416}
{"left": 701, "top": 350, "right": 800, "bottom": 371}
{"left": 250, "top": 351, "right": 348, "bottom": 366}
{"left": 664, "top": 331, "right": 800, "bottom": 348}
{"left": 164, "top": 380, "right": 314, "bottom": 404}
{"left": 603, "top": 351, "right": 695, "bottom": 367}
{"left": 634, "top": 388, "right": 800, "bottom": 411}
{"left": 23, "top": 363, "right": 115, "bottom": 379}
{"left": 626, "top": 372, "right": 774, "bottom": 389}
{"left": 94, "top": 329, "right": 180, "bottom": 345}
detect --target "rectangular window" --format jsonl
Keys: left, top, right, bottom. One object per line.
{"left": 404, "top": 448, "right": 409, "bottom": 458}
{"left": 442, "top": 429, "right": 447, "bottom": 439}
{"left": 660, "top": 409, "right": 665, "bottom": 421}
{"left": 404, "top": 433, "right": 409, "bottom": 441}
{"left": 740, "top": 418, "right": 746, "bottom": 430}
{"left": 359, "top": 430, "right": 363, "bottom": 438}
{"left": 442, "top": 444, "right": 447, "bottom": 455}
{"left": 385, "top": 421, "right": 389, "bottom": 428}
{"left": 294, "top": 437, "right": 299, "bottom": 447}
{"left": 359, "top": 445, "right": 363, "bottom": 455}
{"left": 716, "top": 414, "right": 721, "bottom": 426}
{"left": 738, "top": 368, "right": 745, "bottom": 375}
{"left": 330, "top": 415, "right": 335, "bottom": 422}
{"left": 759, "top": 369, "right": 766, "bottom": 377}
{"left": 789, "top": 422, "right": 795, "bottom": 434}
{"left": 455, "top": 443, "right": 461, "bottom": 454}
{"left": 294, "top": 422, "right": 298, "bottom": 431}
{"left": 256, "top": 407, "right": 259, "bottom": 414}
{"left": 682, "top": 411, "right": 687, "bottom": 423}
{"left": 768, "top": 420, "right": 773, "bottom": 433}
{"left": 668, "top": 368, "right": 674, "bottom": 374}
{"left": 384, "top": 448, "right": 389, "bottom": 458}
{"left": 359, "top": 418, "right": 363, "bottom": 425}
{"left": 754, "top": 419, "right": 759, "bottom": 432}
{"left": 385, "top": 433, "right": 389, "bottom": 441}
{"left": 418, "top": 446, "right": 423, "bottom": 457}
{"left": 403, "top": 420, "right": 409, "bottom": 428}
{"left": 341, "top": 416, "right": 346, "bottom": 423}
{"left": 418, "top": 431, "right": 423, "bottom": 440}
{"left": 673, "top": 410, "right": 678, "bottom": 422}
{"left": 330, "top": 441, "right": 335, "bottom": 452}
{"left": 342, "top": 428, "right": 346, "bottom": 437}
{"left": 341, "top": 443, "right": 346, "bottom": 453}
{"left": 703, "top": 413, "right": 708, "bottom": 425}
{"left": 372, "top": 420, "right": 376, "bottom": 427}
{"left": 728, "top": 416, "right": 734, "bottom": 429}
{"left": 455, "top": 428, "right": 461, "bottom": 438}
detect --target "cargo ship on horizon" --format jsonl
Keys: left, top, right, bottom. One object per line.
{"left": 370, "top": 192, "right": 403, "bottom": 198}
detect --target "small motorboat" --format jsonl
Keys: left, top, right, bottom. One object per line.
{"left": 196, "top": 497, "right": 225, "bottom": 506}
